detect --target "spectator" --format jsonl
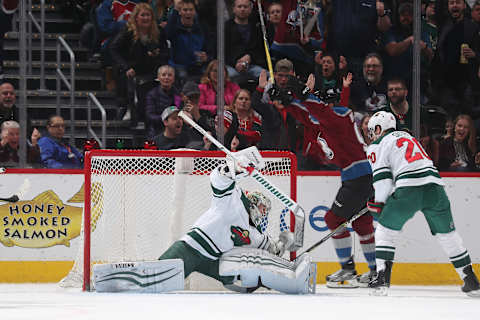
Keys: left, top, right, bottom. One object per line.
{"left": 166, "top": 0, "right": 212, "bottom": 85}
{"left": 0, "top": 121, "right": 40, "bottom": 166}
{"left": 225, "top": 89, "right": 263, "bottom": 147}
{"left": 198, "top": 60, "right": 240, "bottom": 116}
{"left": 471, "top": 0, "right": 480, "bottom": 25}
{"left": 252, "top": 69, "right": 297, "bottom": 152}
{"left": 359, "top": 113, "right": 373, "bottom": 145}
{"left": 153, "top": 105, "right": 209, "bottom": 150}
{"left": 96, "top": 0, "right": 140, "bottom": 65}
{"left": 327, "top": 0, "right": 391, "bottom": 79}
{"left": 37, "top": 115, "right": 83, "bottom": 169}
{"left": 431, "top": 0, "right": 480, "bottom": 117}
{"left": 181, "top": 80, "right": 215, "bottom": 149}
{"left": 420, "top": 123, "right": 440, "bottom": 167}
{"left": 378, "top": 78, "right": 412, "bottom": 131}
{"left": 266, "top": 1, "right": 282, "bottom": 46}
{"left": 270, "top": 0, "right": 325, "bottom": 78}
{"left": 0, "top": 0, "right": 18, "bottom": 83}
{"left": 383, "top": 2, "right": 433, "bottom": 93}
{"left": 313, "top": 52, "right": 346, "bottom": 98}
{"left": 0, "top": 82, "right": 17, "bottom": 125}
{"left": 350, "top": 53, "right": 388, "bottom": 112}
{"left": 224, "top": 0, "right": 266, "bottom": 86}
{"left": 441, "top": 117, "right": 454, "bottom": 140}
{"left": 438, "top": 114, "right": 478, "bottom": 171}
{"left": 110, "top": 2, "right": 170, "bottom": 124}
{"left": 145, "top": 65, "right": 182, "bottom": 140}
{"left": 424, "top": 0, "right": 438, "bottom": 51}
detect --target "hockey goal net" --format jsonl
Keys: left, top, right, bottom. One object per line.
{"left": 61, "top": 149, "right": 297, "bottom": 291}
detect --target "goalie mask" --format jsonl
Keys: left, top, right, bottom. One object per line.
{"left": 246, "top": 191, "right": 272, "bottom": 232}
{"left": 368, "top": 111, "right": 396, "bottom": 141}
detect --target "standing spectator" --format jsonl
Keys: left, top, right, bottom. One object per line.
{"left": 0, "top": 0, "right": 18, "bottom": 83}
{"left": 471, "top": 0, "right": 480, "bottom": 25}
{"left": 270, "top": 0, "right": 325, "bottom": 78}
{"left": 359, "top": 113, "right": 373, "bottom": 145}
{"left": 383, "top": 2, "right": 433, "bottom": 93}
{"left": 327, "top": 0, "right": 391, "bottom": 79}
{"left": 96, "top": 0, "right": 140, "bottom": 64}
{"left": 110, "top": 2, "right": 170, "bottom": 124}
{"left": 313, "top": 52, "right": 346, "bottom": 99}
{"left": 225, "top": 89, "right": 263, "bottom": 147}
{"left": 438, "top": 114, "right": 478, "bottom": 171}
{"left": 379, "top": 78, "right": 412, "bottom": 131}
{"left": 224, "top": 0, "right": 266, "bottom": 86}
{"left": 145, "top": 65, "right": 182, "bottom": 140}
{"left": 431, "top": 0, "right": 480, "bottom": 117}
{"left": 266, "top": 1, "right": 283, "bottom": 46}
{"left": 166, "top": 0, "right": 212, "bottom": 85}
{"left": 37, "top": 115, "right": 83, "bottom": 169}
{"left": 198, "top": 60, "right": 240, "bottom": 116}
{"left": 0, "top": 121, "right": 40, "bottom": 167}
{"left": 350, "top": 53, "right": 389, "bottom": 112}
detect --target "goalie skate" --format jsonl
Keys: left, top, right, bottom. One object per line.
{"left": 461, "top": 265, "right": 480, "bottom": 298}
{"left": 326, "top": 258, "right": 358, "bottom": 288}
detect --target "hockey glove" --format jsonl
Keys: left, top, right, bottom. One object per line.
{"left": 367, "top": 201, "right": 384, "bottom": 215}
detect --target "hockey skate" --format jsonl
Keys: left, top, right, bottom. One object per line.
{"left": 356, "top": 269, "right": 377, "bottom": 288}
{"left": 326, "top": 257, "right": 358, "bottom": 288}
{"left": 368, "top": 261, "right": 393, "bottom": 296}
{"left": 461, "top": 265, "right": 480, "bottom": 298}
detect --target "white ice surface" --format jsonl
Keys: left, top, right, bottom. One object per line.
{"left": 0, "top": 284, "right": 479, "bottom": 320}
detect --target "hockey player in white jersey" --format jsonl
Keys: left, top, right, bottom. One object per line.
{"left": 366, "top": 111, "right": 480, "bottom": 297}
{"left": 151, "top": 155, "right": 316, "bottom": 294}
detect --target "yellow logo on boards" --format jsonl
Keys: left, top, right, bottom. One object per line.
{"left": 0, "top": 182, "right": 104, "bottom": 248}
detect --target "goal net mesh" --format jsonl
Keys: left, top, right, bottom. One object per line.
{"left": 60, "top": 150, "right": 296, "bottom": 291}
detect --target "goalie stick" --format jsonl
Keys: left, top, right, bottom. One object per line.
{"left": 178, "top": 111, "right": 305, "bottom": 250}
{"left": 0, "top": 178, "right": 31, "bottom": 203}
{"left": 295, "top": 206, "right": 369, "bottom": 260}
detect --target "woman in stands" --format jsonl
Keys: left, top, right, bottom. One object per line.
{"left": 198, "top": 60, "right": 240, "bottom": 116}
{"left": 224, "top": 89, "right": 263, "bottom": 148}
{"left": 110, "top": 2, "right": 169, "bottom": 126}
{"left": 438, "top": 114, "right": 478, "bottom": 171}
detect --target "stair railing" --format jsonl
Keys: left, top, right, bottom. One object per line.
{"left": 87, "top": 93, "right": 107, "bottom": 148}
{"left": 27, "top": 0, "right": 46, "bottom": 91}
{"left": 56, "top": 36, "right": 76, "bottom": 146}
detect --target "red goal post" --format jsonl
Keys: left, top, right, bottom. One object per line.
{"left": 82, "top": 149, "right": 298, "bottom": 291}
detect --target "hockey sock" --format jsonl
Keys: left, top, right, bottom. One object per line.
{"left": 375, "top": 224, "right": 399, "bottom": 270}
{"left": 435, "top": 231, "right": 471, "bottom": 279}
{"left": 325, "top": 210, "right": 352, "bottom": 266}
{"left": 352, "top": 214, "right": 375, "bottom": 270}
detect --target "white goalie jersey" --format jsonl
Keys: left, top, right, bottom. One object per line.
{"left": 181, "top": 167, "right": 272, "bottom": 260}
{"left": 366, "top": 130, "right": 444, "bottom": 203}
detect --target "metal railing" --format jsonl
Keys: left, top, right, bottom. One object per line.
{"left": 56, "top": 36, "right": 76, "bottom": 145}
{"left": 27, "top": 0, "right": 46, "bottom": 91}
{"left": 87, "top": 93, "right": 107, "bottom": 148}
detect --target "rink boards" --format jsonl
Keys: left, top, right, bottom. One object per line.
{"left": 0, "top": 169, "right": 479, "bottom": 285}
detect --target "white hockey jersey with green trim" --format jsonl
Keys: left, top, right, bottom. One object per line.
{"left": 366, "top": 130, "right": 444, "bottom": 203}
{"left": 181, "top": 167, "right": 271, "bottom": 260}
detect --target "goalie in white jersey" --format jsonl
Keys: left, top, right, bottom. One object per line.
{"left": 153, "top": 154, "right": 315, "bottom": 294}
{"left": 365, "top": 111, "right": 480, "bottom": 297}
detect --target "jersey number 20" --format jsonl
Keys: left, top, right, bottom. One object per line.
{"left": 396, "top": 137, "right": 431, "bottom": 163}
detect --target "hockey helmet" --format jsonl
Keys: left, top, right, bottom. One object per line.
{"left": 368, "top": 111, "right": 397, "bottom": 141}
{"left": 246, "top": 191, "right": 272, "bottom": 232}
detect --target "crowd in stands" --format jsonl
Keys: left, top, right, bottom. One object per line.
{"left": 2, "top": 0, "right": 480, "bottom": 172}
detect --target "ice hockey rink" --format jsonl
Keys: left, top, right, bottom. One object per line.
{"left": 1, "top": 284, "right": 478, "bottom": 320}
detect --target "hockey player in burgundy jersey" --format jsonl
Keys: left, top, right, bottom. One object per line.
{"left": 283, "top": 73, "right": 376, "bottom": 287}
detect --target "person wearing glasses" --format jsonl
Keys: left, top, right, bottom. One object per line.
{"left": 37, "top": 115, "right": 83, "bottom": 169}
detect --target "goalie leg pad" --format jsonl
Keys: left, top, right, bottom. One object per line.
{"left": 93, "top": 259, "right": 184, "bottom": 293}
{"left": 219, "top": 248, "right": 316, "bottom": 294}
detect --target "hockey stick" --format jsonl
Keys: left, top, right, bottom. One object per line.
{"left": 295, "top": 206, "right": 370, "bottom": 259}
{"left": 179, "top": 111, "right": 305, "bottom": 248}
{"left": 257, "top": 0, "right": 274, "bottom": 84}
{"left": 0, "top": 178, "right": 31, "bottom": 203}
